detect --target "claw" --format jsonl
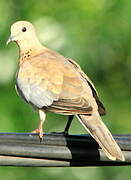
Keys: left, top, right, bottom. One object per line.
{"left": 31, "top": 128, "right": 44, "bottom": 142}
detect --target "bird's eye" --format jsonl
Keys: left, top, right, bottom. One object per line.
{"left": 22, "top": 27, "right": 27, "bottom": 32}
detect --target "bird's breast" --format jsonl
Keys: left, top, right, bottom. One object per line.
{"left": 16, "top": 63, "right": 59, "bottom": 109}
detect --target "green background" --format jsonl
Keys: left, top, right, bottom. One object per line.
{"left": 0, "top": 0, "right": 131, "bottom": 179}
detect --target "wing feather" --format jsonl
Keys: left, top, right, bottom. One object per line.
{"left": 67, "top": 58, "right": 106, "bottom": 115}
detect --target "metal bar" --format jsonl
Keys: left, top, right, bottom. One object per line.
{"left": 0, "top": 133, "right": 130, "bottom": 167}
{"left": 0, "top": 154, "right": 131, "bottom": 167}
{"left": 0, "top": 133, "right": 130, "bottom": 149}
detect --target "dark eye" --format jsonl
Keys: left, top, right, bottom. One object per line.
{"left": 22, "top": 27, "right": 27, "bottom": 32}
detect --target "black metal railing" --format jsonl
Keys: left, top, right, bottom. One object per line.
{"left": 0, "top": 133, "right": 130, "bottom": 167}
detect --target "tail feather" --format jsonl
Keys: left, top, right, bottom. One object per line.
{"left": 77, "top": 112, "right": 125, "bottom": 161}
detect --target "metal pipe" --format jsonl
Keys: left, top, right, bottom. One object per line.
{"left": 0, "top": 133, "right": 130, "bottom": 167}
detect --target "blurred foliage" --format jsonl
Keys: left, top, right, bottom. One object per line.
{"left": 0, "top": 0, "right": 131, "bottom": 179}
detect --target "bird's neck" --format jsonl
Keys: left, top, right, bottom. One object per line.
{"left": 19, "top": 40, "right": 47, "bottom": 65}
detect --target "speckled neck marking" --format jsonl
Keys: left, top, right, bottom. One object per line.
{"left": 19, "top": 49, "right": 33, "bottom": 65}
{"left": 19, "top": 46, "right": 48, "bottom": 65}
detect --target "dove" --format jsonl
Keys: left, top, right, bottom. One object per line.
{"left": 7, "top": 21, "right": 125, "bottom": 161}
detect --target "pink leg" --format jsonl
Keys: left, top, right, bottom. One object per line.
{"left": 31, "top": 110, "right": 46, "bottom": 139}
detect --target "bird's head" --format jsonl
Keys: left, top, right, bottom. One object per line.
{"left": 7, "top": 21, "right": 43, "bottom": 51}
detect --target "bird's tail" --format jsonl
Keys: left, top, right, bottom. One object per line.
{"left": 77, "top": 112, "right": 125, "bottom": 161}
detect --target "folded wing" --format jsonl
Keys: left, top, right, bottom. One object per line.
{"left": 17, "top": 50, "right": 103, "bottom": 115}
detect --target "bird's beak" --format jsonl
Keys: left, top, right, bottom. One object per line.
{"left": 6, "top": 35, "right": 15, "bottom": 45}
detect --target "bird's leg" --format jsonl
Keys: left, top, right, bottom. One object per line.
{"left": 51, "top": 115, "right": 74, "bottom": 135}
{"left": 63, "top": 115, "right": 74, "bottom": 135}
{"left": 31, "top": 110, "right": 46, "bottom": 140}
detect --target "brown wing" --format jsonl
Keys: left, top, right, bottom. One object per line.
{"left": 67, "top": 58, "right": 106, "bottom": 115}
{"left": 38, "top": 50, "right": 94, "bottom": 114}
{"left": 48, "top": 57, "right": 93, "bottom": 114}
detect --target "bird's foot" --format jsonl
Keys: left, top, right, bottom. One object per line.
{"left": 31, "top": 128, "right": 43, "bottom": 142}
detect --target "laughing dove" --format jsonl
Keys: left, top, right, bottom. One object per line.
{"left": 7, "top": 21, "right": 125, "bottom": 161}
